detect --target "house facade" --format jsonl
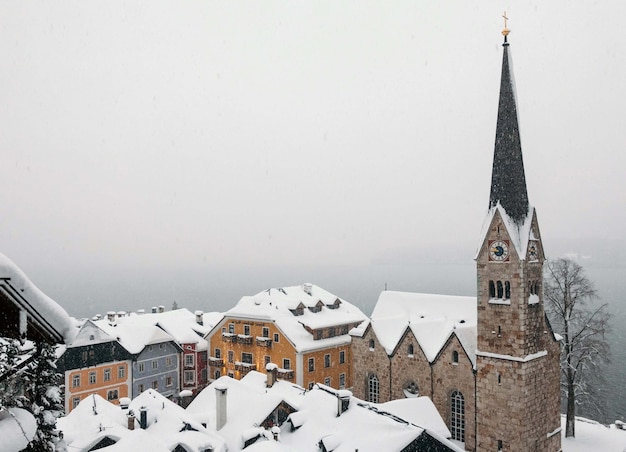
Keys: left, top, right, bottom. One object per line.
{"left": 56, "top": 320, "right": 133, "bottom": 412}
{"left": 351, "top": 31, "right": 561, "bottom": 452}
{"left": 206, "top": 284, "right": 366, "bottom": 390}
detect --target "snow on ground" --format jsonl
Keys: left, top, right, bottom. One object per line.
{"left": 563, "top": 416, "right": 626, "bottom": 452}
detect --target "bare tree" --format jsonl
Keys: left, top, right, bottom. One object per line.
{"left": 544, "top": 257, "right": 610, "bottom": 438}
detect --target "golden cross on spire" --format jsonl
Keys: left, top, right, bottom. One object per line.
{"left": 502, "top": 11, "right": 510, "bottom": 37}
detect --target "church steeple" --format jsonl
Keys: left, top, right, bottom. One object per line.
{"left": 488, "top": 28, "right": 529, "bottom": 224}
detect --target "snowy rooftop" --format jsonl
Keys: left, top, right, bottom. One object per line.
{"left": 93, "top": 317, "right": 179, "bottom": 355}
{"left": 364, "top": 291, "right": 477, "bottom": 365}
{"left": 0, "top": 253, "right": 78, "bottom": 344}
{"left": 57, "top": 391, "right": 227, "bottom": 452}
{"left": 223, "top": 283, "right": 367, "bottom": 352}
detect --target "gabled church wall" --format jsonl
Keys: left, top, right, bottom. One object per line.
{"left": 351, "top": 327, "right": 391, "bottom": 402}
{"left": 389, "top": 329, "right": 431, "bottom": 401}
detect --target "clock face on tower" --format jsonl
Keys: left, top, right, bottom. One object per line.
{"left": 489, "top": 240, "right": 509, "bottom": 261}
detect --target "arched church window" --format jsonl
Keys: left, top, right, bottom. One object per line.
{"left": 496, "top": 281, "right": 504, "bottom": 298}
{"left": 408, "top": 344, "right": 414, "bottom": 356}
{"left": 367, "top": 374, "right": 379, "bottom": 403}
{"left": 505, "top": 281, "right": 511, "bottom": 299}
{"left": 368, "top": 339, "right": 375, "bottom": 351}
{"left": 450, "top": 390, "right": 465, "bottom": 442}
{"left": 452, "top": 350, "right": 459, "bottom": 364}
{"left": 489, "top": 280, "right": 495, "bottom": 298}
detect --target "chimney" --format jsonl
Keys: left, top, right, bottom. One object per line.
{"left": 119, "top": 397, "right": 131, "bottom": 410}
{"left": 337, "top": 390, "right": 352, "bottom": 416}
{"left": 266, "top": 363, "right": 278, "bottom": 388}
{"left": 195, "top": 310, "right": 204, "bottom": 326}
{"left": 158, "top": 305, "right": 165, "bottom": 313}
{"left": 137, "top": 309, "right": 145, "bottom": 315}
{"left": 303, "top": 283, "right": 313, "bottom": 296}
{"left": 215, "top": 383, "right": 228, "bottom": 430}
{"left": 107, "top": 311, "right": 116, "bottom": 323}
{"left": 271, "top": 426, "right": 280, "bottom": 441}
{"left": 139, "top": 407, "right": 147, "bottom": 429}
{"left": 151, "top": 306, "right": 157, "bottom": 313}
{"left": 117, "top": 311, "right": 126, "bottom": 319}
{"left": 127, "top": 413, "right": 135, "bottom": 430}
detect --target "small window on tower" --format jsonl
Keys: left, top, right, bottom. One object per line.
{"left": 496, "top": 281, "right": 504, "bottom": 298}
{"left": 505, "top": 281, "right": 511, "bottom": 299}
{"left": 489, "top": 280, "right": 496, "bottom": 298}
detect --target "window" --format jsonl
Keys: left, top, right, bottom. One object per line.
{"left": 184, "top": 371, "right": 195, "bottom": 384}
{"left": 228, "top": 350, "right": 234, "bottom": 363}
{"left": 496, "top": 280, "right": 504, "bottom": 298}
{"left": 107, "top": 389, "right": 119, "bottom": 401}
{"left": 328, "top": 327, "right": 335, "bottom": 338}
{"left": 166, "top": 357, "right": 172, "bottom": 367}
{"left": 82, "top": 351, "right": 88, "bottom": 362}
{"left": 72, "top": 374, "right": 80, "bottom": 388}
{"left": 262, "top": 327, "right": 269, "bottom": 338}
{"left": 215, "top": 348, "right": 221, "bottom": 359}
{"left": 489, "top": 280, "right": 496, "bottom": 298}
{"left": 228, "top": 323, "right": 235, "bottom": 334}
{"left": 214, "top": 370, "right": 221, "bottom": 380}
{"left": 166, "top": 376, "right": 173, "bottom": 387}
{"left": 89, "top": 371, "right": 96, "bottom": 385}
{"left": 505, "top": 281, "right": 511, "bottom": 299}
{"left": 324, "top": 377, "right": 331, "bottom": 386}
{"left": 450, "top": 391, "right": 465, "bottom": 442}
{"left": 152, "top": 381, "right": 158, "bottom": 390}
{"left": 264, "top": 355, "right": 271, "bottom": 366}
{"left": 227, "top": 372, "right": 234, "bottom": 378}
{"left": 138, "top": 384, "right": 144, "bottom": 393}
{"left": 72, "top": 397, "right": 81, "bottom": 409}
{"left": 308, "top": 382, "right": 314, "bottom": 390}
{"left": 339, "top": 350, "right": 345, "bottom": 364}
{"left": 324, "top": 354, "right": 331, "bottom": 368}
{"left": 368, "top": 374, "right": 379, "bottom": 403}
{"left": 159, "top": 343, "right": 164, "bottom": 349}
{"left": 452, "top": 350, "right": 459, "bottom": 364}
{"left": 244, "top": 324, "right": 250, "bottom": 335}
{"left": 118, "top": 365, "right": 125, "bottom": 379}
{"left": 273, "top": 333, "right": 280, "bottom": 343}
{"left": 104, "top": 368, "right": 111, "bottom": 382}
{"left": 369, "top": 339, "right": 375, "bottom": 351}
{"left": 283, "top": 358, "right": 291, "bottom": 370}
{"left": 316, "top": 330, "right": 323, "bottom": 340}
{"left": 152, "top": 360, "right": 158, "bottom": 370}
{"left": 308, "top": 358, "right": 315, "bottom": 372}
{"left": 408, "top": 344, "right": 414, "bottom": 356}
{"left": 242, "top": 352, "right": 253, "bottom": 364}
{"left": 185, "top": 354, "right": 195, "bottom": 367}
{"left": 139, "top": 362, "right": 145, "bottom": 372}
{"left": 339, "top": 373, "right": 346, "bottom": 389}
{"left": 201, "top": 368, "right": 207, "bottom": 382}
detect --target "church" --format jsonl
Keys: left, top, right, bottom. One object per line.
{"left": 350, "top": 26, "right": 562, "bottom": 452}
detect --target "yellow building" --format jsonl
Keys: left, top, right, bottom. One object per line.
{"left": 206, "top": 283, "right": 367, "bottom": 390}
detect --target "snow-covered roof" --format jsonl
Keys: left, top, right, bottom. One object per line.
{"left": 476, "top": 203, "right": 535, "bottom": 261}
{"left": 0, "top": 253, "right": 78, "bottom": 344}
{"left": 0, "top": 407, "right": 37, "bottom": 452}
{"left": 222, "top": 284, "right": 367, "bottom": 353}
{"left": 369, "top": 291, "right": 477, "bottom": 366}
{"left": 279, "top": 386, "right": 463, "bottom": 452}
{"left": 93, "top": 317, "right": 179, "bottom": 355}
{"left": 57, "top": 391, "right": 227, "bottom": 452}
{"left": 187, "top": 372, "right": 305, "bottom": 451}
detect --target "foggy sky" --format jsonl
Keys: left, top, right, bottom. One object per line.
{"left": 1, "top": 1, "right": 625, "bottom": 309}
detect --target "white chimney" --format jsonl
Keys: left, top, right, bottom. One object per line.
{"left": 195, "top": 310, "right": 204, "bottom": 326}
{"left": 215, "top": 383, "right": 228, "bottom": 430}
{"left": 151, "top": 306, "right": 158, "bottom": 313}
{"left": 303, "top": 283, "right": 313, "bottom": 296}
{"left": 107, "top": 311, "right": 116, "bottom": 323}
{"left": 158, "top": 305, "right": 165, "bottom": 313}
{"left": 137, "top": 309, "right": 145, "bottom": 315}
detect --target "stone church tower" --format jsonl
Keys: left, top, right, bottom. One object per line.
{"left": 475, "top": 27, "right": 561, "bottom": 451}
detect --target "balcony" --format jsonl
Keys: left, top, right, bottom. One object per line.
{"left": 222, "top": 332, "right": 238, "bottom": 342}
{"left": 277, "top": 368, "right": 294, "bottom": 380}
{"left": 237, "top": 334, "right": 253, "bottom": 345}
{"left": 256, "top": 337, "right": 273, "bottom": 347}
{"left": 208, "top": 357, "right": 224, "bottom": 367}
{"left": 234, "top": 362, "right": 257, "bottom": 373}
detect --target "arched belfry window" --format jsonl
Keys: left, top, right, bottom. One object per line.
{"left": 367, "top": 374, "right": 379, "bottom": 403}
{"left": 489, "top": 280, "right": 496, "bottom": 298}
{"left": 496, "top": 281, "right": 504, "bottom": 298}
{"left": 504, "top": 281, "right": 511, "bottom": 299}
{"left": 450, "top": 390, "right": 465, "bottom": 442}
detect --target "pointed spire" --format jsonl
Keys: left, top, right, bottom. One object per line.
{"left": 489, "top": 25, "right": 529, "bottom": 224}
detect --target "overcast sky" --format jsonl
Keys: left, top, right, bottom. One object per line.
{"left": 1, "top": 1, "right": 625, "bottom": 310}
